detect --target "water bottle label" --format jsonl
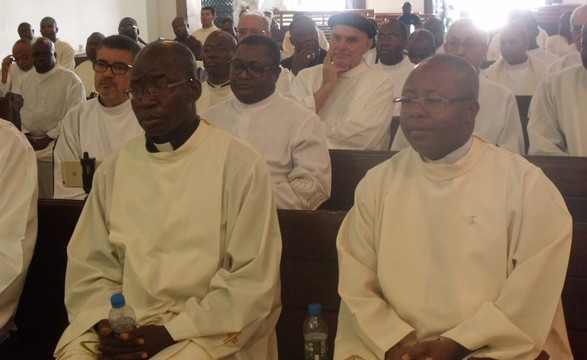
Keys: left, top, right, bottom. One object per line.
{"left": 304, "top": 339, "right": 327, "bottom": 360}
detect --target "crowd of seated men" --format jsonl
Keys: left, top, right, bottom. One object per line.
{"left": 1, "top": 3, "right": 586, "bottom": 359}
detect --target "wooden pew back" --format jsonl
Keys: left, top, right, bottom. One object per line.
{"left": 18, "top": 149, "right": 587, "bottom": 360}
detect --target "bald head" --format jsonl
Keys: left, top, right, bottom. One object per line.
{"left": 32, "top": 37, "right": 56, "bottom": 73}
{"left": 237, "top": 12, "right": 271, "bottom": 41}
{"left": 571, "top": 4, "right": 587, "bottom": 51}
{"left": 444, "top": 18, "right": 488, "bottom": 70}
{"left": 401, "top": 54, "right": 479, "bottom": 159}
{"left": 407, "top": 29, "right": 435, "bottom": 64}
{"left": 136, "top": 40, "right": 196, "bottom": 79}
{"left": 411, "top": 53, "right": 479, "bottom": 100}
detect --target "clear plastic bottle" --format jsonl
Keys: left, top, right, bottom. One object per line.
{"left": 303, "top": 302, "right": 329, "bottom": 360}
{"left": 108, "top": 293, "right": 136, "bottom": 335}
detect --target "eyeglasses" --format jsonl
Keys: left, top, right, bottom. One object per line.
{"left": 235, "top": 28, "right": 266, "bottom": 37}
{"left": 124, "top": 79, "right": 192, "bottom": 102}
{"left": 445, "top": 39, "right": 483, "bottom": 50}
{"left": 93, "top": 60, "right": 133, "bottom": 75}
{"left": 376, "top": 33, "right": 401, "bottom": 41}
{"left": 229, "top": 60, "right": 276, "bottom": 79}
{"left": 118, "top": 24, "right": 138, "bottom": 32}
{"left": 393, "top": 95, "right": 473, "bottom": 111}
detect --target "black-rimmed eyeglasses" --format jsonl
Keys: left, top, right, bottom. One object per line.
{"left": 228, "top": 60, "right": 276, "bottom": 79}
{"left": 93, "top": 60, "right": 133, "bottom": 75}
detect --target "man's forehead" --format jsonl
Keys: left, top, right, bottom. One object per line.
{"left": 239, "top": 16, "right": 265, "bottom": 29}
{"left": 379, "top": 22, "right": 402, "bottom": 34}
{"left": 332, "top": 25, "right": 368, "bottom": 38}
{"left": 234, "top": 44, "right": 269, "bottom": 61}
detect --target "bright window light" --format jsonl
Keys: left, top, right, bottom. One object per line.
{"left": 448, "top": 0, "right": 545, "bottom": 31}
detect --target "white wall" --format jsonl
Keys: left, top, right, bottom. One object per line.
{"left": 366, "top": 0, "right": 424, "bottom": 13}
{"left": 0, "top": 0, "right": 154, "bottom": 57}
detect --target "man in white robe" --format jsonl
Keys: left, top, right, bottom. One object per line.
{"left": 40, "top": 17, "right": 75, "bottom": 70}
{"left": 0, "top": 39, "right": 33, "bottom": 96}
{"left": 197, "top": 30, "right": 236, "bottom": 113}
{"left": 192, "top": 6, "right": 220, "bottom": 44}
{"left": 546, "top": 12, "right": 575, "bottom": 57}
{"left": 203, "top": 35, "right": 331, "bottom": 210}
{"left": 527, "top": 23, "right": 587, "bottom": 156}
{"left": 54, "top": 35, "right": 143, "bottom": 200}
{"left": 0, "top": 119, "right": 37, "bottom": 348}
{"left": 288, "top": 13, "right": 395, "bottom": 150}
{"left": 371, "top": 19, "right": 414, "bottom": 117}
{"left": 393, "top": 18, "right": 524, "bottom": 154}
{"left": 237, "top": 12, "right": 291, "bottom": 95}
{"left": 54, "top": 40, "right": 281, "bottom": 360}
{"left": 483, "top": 21, "right": 547, "bottom": 96}
{"left": 336, "top": 54, "right": 573, "bottom": 360}
{"left": 20, "top": 38, "right": 85, "bottom": 198}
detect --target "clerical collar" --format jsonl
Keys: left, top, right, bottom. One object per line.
{"left": 145, "top": 117, "right": 200, "bottom": 152}
{"left": 423, "top": 136, "right": 473, "bottom": 164}
{"left": 207, "top": 79, "right": 230, "bottom": 88}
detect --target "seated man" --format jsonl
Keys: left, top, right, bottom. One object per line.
{"left": 53, "top": 35, "right": 144, "bottom": 199}
{"left": 406, "top": 28, "right": 436, "bottom": 64}
{"left": 546, "top": 11, "right": 575, "bottom": 57}
{"left": 192, "top": 6, "right": 219, "bottom": 44}
{"left": 118, "top": 17, "right": 145, "bottom": 49}
{"left": 237, "top": 12, "right": 291, "bottom": 95}
{"left": 1, "top": 39, "right": 33, "bottom": 96}
{"left": 172, "top": 16, "right": 202, "bottom": 60}
{"left": 40, "top": 17, "right": 75, "bottom": 70}
{"left": 281, "top": 13, "right": 330, "bottom": 59}
{"left": 54, "top": 40, "right": 282, "bottom": 359}
{"left": 197, "top": 30, "right": 236, "bottom": 112}
{"left": 17, "top": 22, "right": 35, "bottom": 41}
{"left": 20, "top": 37, "right": 85, "bottom": 198}
{"left": 527, "top": 23, "right": 587, "bottom": 156}
{"left": 371, "top": 19, "right": 414, "bottom": 116}
{"left": 393, "top": 18, "right": 524, "bottom": 154}
{"left": 423, "top": 17, "right": 445, "bottom": 54}
{"left": 288, "top": 12, "right": 395, "bottom": 150}
{"left": 483, "top": 21, "right": 547, "bottom": 96}
{"left": 74, "top": 32, "right": 105, "bottom": 97}
{"left": 0, "top": 119, "right": 37, "bottom": 352}
{"left": 219, "top": 17, "right": 236, "bottom": 38}
{"left": 203, "top": 35, "right": 331, "bottom": 210}
{"left": 335, "top": 54, "right": 573, "bottom": 360}
{"left": 280, "top": 16, "right": 328, "bottom": 76}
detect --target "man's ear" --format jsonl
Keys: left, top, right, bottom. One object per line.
{"left": 273, "top": 65, "right": 281, "bottom": 83}
{"left": 188, "top": 78, "right": 203, "bottom": 102}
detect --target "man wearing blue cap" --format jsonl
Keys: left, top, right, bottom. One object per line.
{"left": 288, "top": 12, "right": 395, "bottom": 150}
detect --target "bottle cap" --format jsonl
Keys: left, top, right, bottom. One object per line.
{"left": 308, "top": 303, "right": 322, "bottom": 315}
{"left": 110, "top": 293, "right": 126, "bottom": 309}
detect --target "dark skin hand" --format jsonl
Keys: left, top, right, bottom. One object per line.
{"left": 290, "top": 47, "right": 317, "bottom": 76}
{"left": 392, "top": 338, "right": 472, "bottom": 360}
{"left": 25, "top": 134, "right": 53, "bottom": 151}
{"left": 96, "top": 319, "right": 176, "bottom": 360}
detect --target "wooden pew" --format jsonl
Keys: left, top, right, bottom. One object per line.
{"left": 17, "top": 165, "right": 587, "bottom": 359}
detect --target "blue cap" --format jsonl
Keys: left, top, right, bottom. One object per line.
{"left": 110, "top": 293, "right": 126, "bottom": 309}
{"left": 308, "top": 303, "right": 322, "bottom": 315}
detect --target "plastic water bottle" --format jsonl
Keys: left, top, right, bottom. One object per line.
{"left": 108, "top": 293, "right": 136, "bottom": 335}
{"left": 303, "top": 303, "right": 328, "bottom": 360}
